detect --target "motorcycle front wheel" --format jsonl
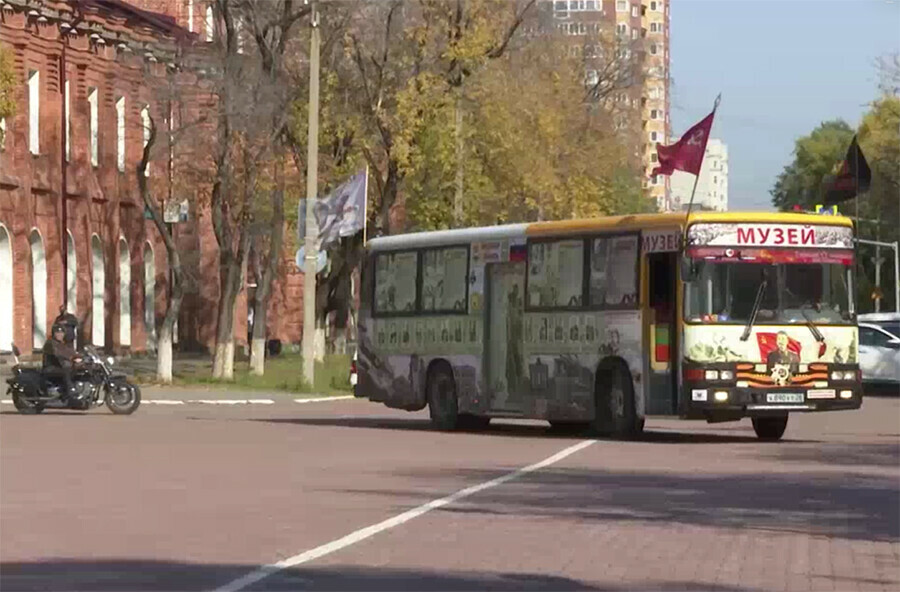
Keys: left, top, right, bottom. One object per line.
{"left": 12, "top": 392, "right": 44, "bottom": 415}
{"left": 105, "top": 382, "right": 141, "bottom": 415}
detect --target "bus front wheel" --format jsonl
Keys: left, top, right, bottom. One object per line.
{"left": 427, "top": 364, "right": 459, "bottom": 431}
{"left": 752, "top": 415, "right": 788, "bottom": 441}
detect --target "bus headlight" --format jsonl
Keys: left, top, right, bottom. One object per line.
{"left": 714, "top": 391, "right": 729, "bottom": 402}
{"left": 831, "top": 371, "right": 855, "bottom": 381}
{"left": 840, "top": 390, "right": 853, "bottom": 399}
{"left": 705, "top": 370, "right": 719, "bottom": 380}
{"left": 830, "top": 371, "right": 842, "bottom": 381}
{"left": 719, "top": 370, "right": 735, "bottom": 381}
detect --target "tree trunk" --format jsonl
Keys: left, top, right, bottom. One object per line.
{"left": 380, "top": 159, "right": 400, "bottom": 235}
{"left": 136, "top": 114, "right": 183, "bottom": 384}
{"left": 212, "top": 254, "right": 244, "bottom": 380}
{"left": 249, "top": 153, "right": 285, "bottom": 376}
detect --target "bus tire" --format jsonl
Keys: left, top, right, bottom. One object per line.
{"left": 427, "top": 363, "right": 459, "bottom": 431}
{"left": 752, "top": 415, "right": 788, "bottom": 441}
{"left": 592, "top": 361, "right": 639, "bottom": 439}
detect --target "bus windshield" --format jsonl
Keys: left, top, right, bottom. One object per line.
{"left": 684, "top": 261, "right": 854, "bottom": 325}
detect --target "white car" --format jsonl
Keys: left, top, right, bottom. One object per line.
{"left": 858, "top": 322, "right": 900, "bottom": 388}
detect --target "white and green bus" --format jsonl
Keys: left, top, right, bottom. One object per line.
{"left": 355, "top": 212, "right": 862, "bottom": 440}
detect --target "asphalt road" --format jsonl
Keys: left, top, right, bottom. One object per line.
{"left": 1, "top": 390, "right": 898, "bottom": 591}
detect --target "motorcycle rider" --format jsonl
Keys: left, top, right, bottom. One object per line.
{"left": 42, "top": 323, "right": 81, "bottom": 399}
{"left": 53, "top": 305, "right": 79, "bottom": 349}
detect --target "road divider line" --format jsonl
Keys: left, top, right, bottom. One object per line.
{"left": 294, "top": 396, "right": 353, "bottom": 404}
{"left": 212, "top": 439, "right": 596, "bottom": 592}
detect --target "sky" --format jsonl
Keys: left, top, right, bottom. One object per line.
{"left": 670, "top": 0, "right": 900, "bottom": 211}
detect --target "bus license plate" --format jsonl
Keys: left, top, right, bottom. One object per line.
{"left": 767, "top": 393, "right": 804, "bottom": 403}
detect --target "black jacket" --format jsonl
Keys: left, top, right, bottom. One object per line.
{"left": 42, "top": 339, "right": 77, "bottom": 369}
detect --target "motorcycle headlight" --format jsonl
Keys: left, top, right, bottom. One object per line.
{"left": 107, "top": 357, "right": 115, "bottom": 366}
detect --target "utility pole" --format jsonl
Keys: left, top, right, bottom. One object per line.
{"left": 301, "top": 0, "right": 320, "bottom": 386}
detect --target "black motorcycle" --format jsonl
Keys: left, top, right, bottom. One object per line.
{"left": 5, "top": 345, "right": 141, "bottom": 415}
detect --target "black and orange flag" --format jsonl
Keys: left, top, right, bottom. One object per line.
{"left": 823, "top": 135, "right": 871, "bottom": 205}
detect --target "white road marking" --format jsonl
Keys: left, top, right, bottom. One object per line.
{"left": 144, "top": 400, "right": 186, "bottom": 405}
{"left": 211, "top": 439, "right": 596, "bottom": 592}
{"left": 294, "top": 396, "right": 353, "bottom": 404}
{"left": 0, "top": 400, "right": 11, "bottom": 404}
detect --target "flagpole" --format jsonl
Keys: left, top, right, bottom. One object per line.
{"left": 684, "top": 94, "right": 721, "bottom": 220}
{"left": 363, "top": 166, "right": 369, "bottom": 245}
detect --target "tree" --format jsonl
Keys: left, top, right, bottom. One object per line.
{"left": 770, "top": 120, "right": 854, "bottom": 211}
{"left": 242, "top": 0, "right": 311, "bottom": 376}
{"left": 137, "top": 116, "right": 183, "bottom": 383}
{"left": 857, "top": 95, "right": 900, "bottom": 312}
{"left": 770, "top": 96, "right": 900, "bottom": 312}
{"left": 0, "top": 45, "right": 15, "bottom": 144}
{"left": 397, "top": 17, "right": 647, "bottom": 229}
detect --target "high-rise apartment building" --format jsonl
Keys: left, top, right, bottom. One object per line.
{"left": 670, "top": 139, "right": 729, "bottom": 212}
{"left": 639, "top": 0, "right": 670, "bottom": 210}
{"left": 539, "top": 1, "right": 670, "bottom": 210}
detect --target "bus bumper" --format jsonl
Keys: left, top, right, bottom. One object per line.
{"left": 682, "top": 386, "right": 863, "bottom": 420}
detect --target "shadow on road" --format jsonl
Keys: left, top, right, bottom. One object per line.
{"left": 764, "top": 441, "right": 900, "bottom": 468}
{"left": 337, "top": 467, "right": 899, "bottom": 544}
{"left": 0, "top": 559, "right": 768, "bottom": 591}
{"left": 251, "top": 416, "right": 814, "bottom": 444}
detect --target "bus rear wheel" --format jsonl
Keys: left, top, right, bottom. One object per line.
{"left": 592, "top": 362, "right": 641, "bottom": 439}
{"left": 427, "top": 364, "right": 459, "bottom": 431}
{"left": 752, "top": 415, "right": 788, "bottom": 441}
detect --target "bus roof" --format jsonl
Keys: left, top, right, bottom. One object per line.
{"left": 366, "top": 212, "right": 854, "bottom": 251}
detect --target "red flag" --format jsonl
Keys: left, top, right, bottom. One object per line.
{"left": 652, "top": 111, "right": 715, "bottom": 177}
{"left": 756, "top": 332, "right": 802, "bottom": 361}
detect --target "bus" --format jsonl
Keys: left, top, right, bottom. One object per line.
{"left": 355, "top": 212, "right": 861, "bottom": 440}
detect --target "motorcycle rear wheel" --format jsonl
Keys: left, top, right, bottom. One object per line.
{"left": 12, "top": 393, "right": 45, "bottom": 415}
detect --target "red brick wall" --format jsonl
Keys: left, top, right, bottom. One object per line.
{"left": 0, "top": 1, "right": 250, "bottom": 355}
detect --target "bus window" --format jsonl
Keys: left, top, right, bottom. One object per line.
{"left": 374, "top": 251, "right": 418, "bottom": 314}
{"left": 589, "top": 235, "right": 639, "bottom": 307}
{"left": 422, "top": 247, "right": 469, "bottom": 313}
{"left": 527, "top": 239, "right": 584, "bottom": 308}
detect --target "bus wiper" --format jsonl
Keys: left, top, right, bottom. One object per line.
{"left": 798, "top": 304, "right": 825, "bottom": 343}
{"left": 741, "top": 279, "right": 767, "bottom": 341}
{"left": 784, "top": 287, "right": 826, "bottom": 344}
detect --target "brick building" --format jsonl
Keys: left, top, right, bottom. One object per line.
{"left": 0, "top": 0, "right": 304, "bottom": 355}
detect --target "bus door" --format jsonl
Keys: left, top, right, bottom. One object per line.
{"left": 647, "top": 252, "right": 678, "bottom": 414}
{"left": 484, "top": 261, "right": 527, "bottom": 413}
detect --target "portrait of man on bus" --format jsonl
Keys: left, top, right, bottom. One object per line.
{"left": 766, "top": 331, "right": 800, "bottom": 374}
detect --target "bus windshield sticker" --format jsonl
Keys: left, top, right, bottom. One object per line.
{"left": 688, "top": 223, "right": 853, "bottom": 249}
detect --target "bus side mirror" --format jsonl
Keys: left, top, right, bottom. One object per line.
{"left": 680, "top": 257, "right": 698, "bottom": 282}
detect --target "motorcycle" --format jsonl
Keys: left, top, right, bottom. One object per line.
{"left": 5, "top": 344, "right": 141, "bottom": 415}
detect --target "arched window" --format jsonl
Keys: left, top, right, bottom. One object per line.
{"left": 91, "top": 235, "right": 105, "bottom": 347}
{"left": 143, "top": 242, "right": 156, "bottom": 350}
{"left": 66, "top": 231, "right": 77, "bottom": 314}
{"left": 29, "top": 230, "right": 47, "bottom": 349}
{"left": 119, "top": 238, "right": 131, "bottom": 347}
{"left": 0, "top": 224, "right": 13, "bottom": 351}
